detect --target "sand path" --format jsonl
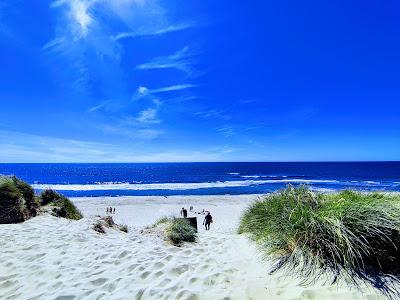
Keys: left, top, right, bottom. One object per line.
{"left": 0, "top": 195, "right": 385, "bottom": 299}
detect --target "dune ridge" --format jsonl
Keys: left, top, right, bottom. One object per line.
{"left": 0, "top": 195, "right": 386, "bottom": 300}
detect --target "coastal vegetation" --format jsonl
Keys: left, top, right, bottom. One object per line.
{"left": 0, "top": 176, "right": 82, "bottom": 223}
{"left": 91, "top": 216, "right": 129, "bottom": 234}
{"left": 239, "top": 185, "right": 400, "bottom": 297}
{"left": 120, "top": 224, "right": 129, "bottom": 233}
{"left": 39, "top": 189, "right": 83, "bottom": 220}
{"left": 166, "top": 218, "right": 197, "bottom": 246}
{"left": 147, "top": 216, "right": 197, "bottom": 246}
{"left": 0, "top": 176, "right": 40, "bottom": 223}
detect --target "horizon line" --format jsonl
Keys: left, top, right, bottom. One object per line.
{"left": 0, "top": 161, "right": 399, "bottom": 164}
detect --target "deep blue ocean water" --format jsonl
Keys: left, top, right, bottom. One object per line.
{"left": 0, "top": 162, "right": 399, "bottom": 197}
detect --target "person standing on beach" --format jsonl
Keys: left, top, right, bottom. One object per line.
{"left": 180, "top": 207, "right": 188, "bottom": 218}
{"left": 113, "top": 207, "right": 116, "bottom": 214}
{"left": 203, "top": 212, "right": 213, "bottom": 230}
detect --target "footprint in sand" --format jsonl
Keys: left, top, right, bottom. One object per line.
{"left": 140, "top": 271, "right": 151, "bottom": 279}
{"left": 153, "top": 261, "right": 165, "bottom": 269}
{"left": 118, "top": 250, "right": 130, "bottom": 259}
{"left": 90, "top": 277, "right": 108, "bottom": 286}
{"left": 172, "top": 264, "right": 189, "bottom": 275}
{"left": 159, "top": 278, "right": 172, "bottom": 287}
{"left": 128, "top": 263, "right": 139, "bottom": 272}
{"left": 163, "top": 254, "right": 173, "bottom": 262}
{"left": 54, "top": 295, "right": 76, "bottom": 300}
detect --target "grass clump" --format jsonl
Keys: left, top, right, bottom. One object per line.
{"left": 120, "top": 224, "right": 128, "bottom": 233}
{"left": 0, "top": 176, "right": 40, "bottom": 223}
{"left": 11, "top": 176, "right": 38, "bottom": 215}
{"left": 152, "top": 216, "right": 170, "bottom": 227}
{"left": 145, "top": 216, "right": 197, "bottom": 246}
{"left": 40, "top": 189, "right": 83, "bottom": 220}
{"left": 239, "top": 185, "right": 400, "bottom": 297}
{"left": 0, "top": 178, "right": 26, "bottom": 223}
{"left": 166, "top": 218, "right": 197, "bottom": 246}
{"left": 0, "top": 177, "right": 82, "bottom": 223}
{"left": 93, "top": 221, "right": 105, "bottom": 234}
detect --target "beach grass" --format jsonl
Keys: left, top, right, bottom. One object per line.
{"left": 166, "top": 218, "right": 197, "bottom": 246}
{"left": 239, "top": 185, "right": 400, "bottom": 297}
{"left": 149, "top": 216, "right": 197, "bottom": 246}
{"left": 0, "top": 176, "right": 41, "bottom": 223}
{"left": 0, "top": 177, "right": 26, "bottom": 223}
{"left": 40, "top": 189, "right": 83, "bottom": 220}
{"left": 120, "top": 224, "right": 128, "bottom": 233}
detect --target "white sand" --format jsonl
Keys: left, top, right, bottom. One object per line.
{"left": 0, "top": 195, "right": 386, "bottom": 300}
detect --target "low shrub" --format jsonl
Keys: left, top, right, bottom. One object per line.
{"left": 151, "top": 216, "right": 170, "bottom": 228}
{"left": 120, "top": 224, "right": 128, "bottom": 233}
{"left": 101, "top": 216, "right": 115, "bottom": 227}
{"left": 166, "top": 218, "right": 197, "bottom": 246}
{"left": 239, "top": 185, "right": 400, "bottom": 297}
{"left": 93, "top": 221, "right": 105, "bottom": 234}
{"left": 40, "top": 189, "right": 62, "bottom": 205}
{"left": 11, "top": 176, "right": 38, "bottom": 215}
{"left": 41, "top": 189, "right": 83, "bottom": 220}
{"left": 0, "top": 178, "right": 26, "bottom": 223}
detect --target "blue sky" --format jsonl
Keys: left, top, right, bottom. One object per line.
{"left": 0, "top": 0, "right": 399, "bottom": 162}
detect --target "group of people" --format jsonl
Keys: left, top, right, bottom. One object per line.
{"left": 180, "top": 206, "right": 213, "bottom": 230}
{"left": 106, "top": 207, "right": 116, "bottom": 214}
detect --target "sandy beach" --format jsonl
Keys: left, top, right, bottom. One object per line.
{"left": 0, "top": 195, "right": 386, "bottom": 300}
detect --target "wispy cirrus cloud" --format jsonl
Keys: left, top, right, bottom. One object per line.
{"left": 113, "top": 22, "right": 196, "bottom": 41}
{"left": 194, "top": 109, "right": 231, "bottom": 121}
{"left": 217, "top": 126, "right": 235, "bottom": 137}
{"left": 99, "top": 124, "right": 163, "bottom": 140}
{"left": 44, "top": 0, "right": 189, "bottom": 97}
{"left": 136, "top": 108, "right": 160, "bottom": 124}
{"left": 133, "top": 84, "right": 198, "bottom": 100}
{"left": 0, "top": 130, "right": 236, "bottom": 163}
{"left": 136, "top": 46, "right": 194, "bottom": 75}
{"left": 88, "top": 100, "right": 122, "bottom": 113}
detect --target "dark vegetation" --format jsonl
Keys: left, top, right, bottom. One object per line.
{"left": 145, "top": 217, "right": 197, "bottom": 246}
{"left": 120, "top": 224, "right": 128, "bottom": 233}
{"left": 93, "top": 221, "right": 106, "bottom": 234}
{"left": 91, "top": 216, "right": 128, "bottom": 234}
{"left": 0, "top": 176, "right": 82, "bottom": 223}
{"left": 239, "top": 185, "right": 400, "bottom": 298}
{"left": 166, "top": 218, "right": 197, "bottom": 246}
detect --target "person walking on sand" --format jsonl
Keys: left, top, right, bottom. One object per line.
{"left": 203, "top": 212, "right": 213, "bottom": 230}
{"left": 180, "top": 207, "right": 188, "bottom": 218}
{"left": 113, "top": 207, "right": 116, "bottom": 214}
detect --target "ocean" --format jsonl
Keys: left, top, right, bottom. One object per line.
{"left": 0, "top": 162, "right": 399, "bottom": 197}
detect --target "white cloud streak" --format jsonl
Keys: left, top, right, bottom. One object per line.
{"left": 194, "top": 109, "right": 231, "bottom": 120}
{"left": 136, "top": 108, "right": 160, "bottom": 123}
{"left": 136, "top": 46, "right": 193, "bottom": 75}
{"left": 0, "top": 130, "right": 235, "bottom": 163}
{"left": 133, "top": 84, "right": 198, "bottom": 101}
{"left": 88, "top": 100, "right": 122, "bottom": 113}
{"left": 113, "top": 22, "right": 195, "bottom": 41}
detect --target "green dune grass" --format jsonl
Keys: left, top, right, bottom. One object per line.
{"left": 239, "top": 185, "right": 400, "bottom": 297}
{"left": 149, "top": 216, "right": 197, "bottom": 246}
{"left": 0, "top": 176, "right": 82, "bottom": 223}
{"left": 40, "top": 189, "right": 83, "bottom": 220}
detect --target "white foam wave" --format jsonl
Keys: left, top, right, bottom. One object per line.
{"left": 32, "top": 179, "right": 340, "bottom": 191}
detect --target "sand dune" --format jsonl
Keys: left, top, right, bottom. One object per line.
{"left": 0, "top": 195, "right": 386, "bottom": 299}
